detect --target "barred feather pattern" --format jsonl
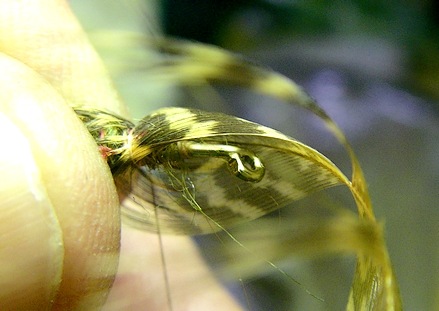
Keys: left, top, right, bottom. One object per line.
{"left": 103, "top": 107, "right": 349, "bottom": 235}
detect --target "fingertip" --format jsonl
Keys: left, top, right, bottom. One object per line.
{"left": 50, "top": 107, "right": 122, "bottom": 310}
{"left": 0, "top": 54, "right": 121, "bottom": 310}
{"left": 0, "top": 113, "right": 64, "bottom": 310}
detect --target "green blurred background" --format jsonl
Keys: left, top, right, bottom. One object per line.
{"left": 162, "top": 0, "right": 439, "bottom": 103}
{"left": 71, "top": 1, "right": 439, "bottom": 310}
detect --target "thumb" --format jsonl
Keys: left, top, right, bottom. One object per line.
{"left": 0, "top": 53, "right": 120, "bottom": 310}
{"left": 0, "top": 112, "right": 63, "bottom": 310}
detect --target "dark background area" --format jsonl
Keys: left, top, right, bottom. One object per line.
{"left": 162, "top": 0, "right": 439, "bottom": 105}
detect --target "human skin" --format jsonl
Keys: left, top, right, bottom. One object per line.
{"left": 0, "top": 0, "right": 243, "bottom": 310}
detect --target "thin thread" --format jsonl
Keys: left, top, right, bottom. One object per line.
{"left": 154, "top": 201, "right": 174, "bottom": 311}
